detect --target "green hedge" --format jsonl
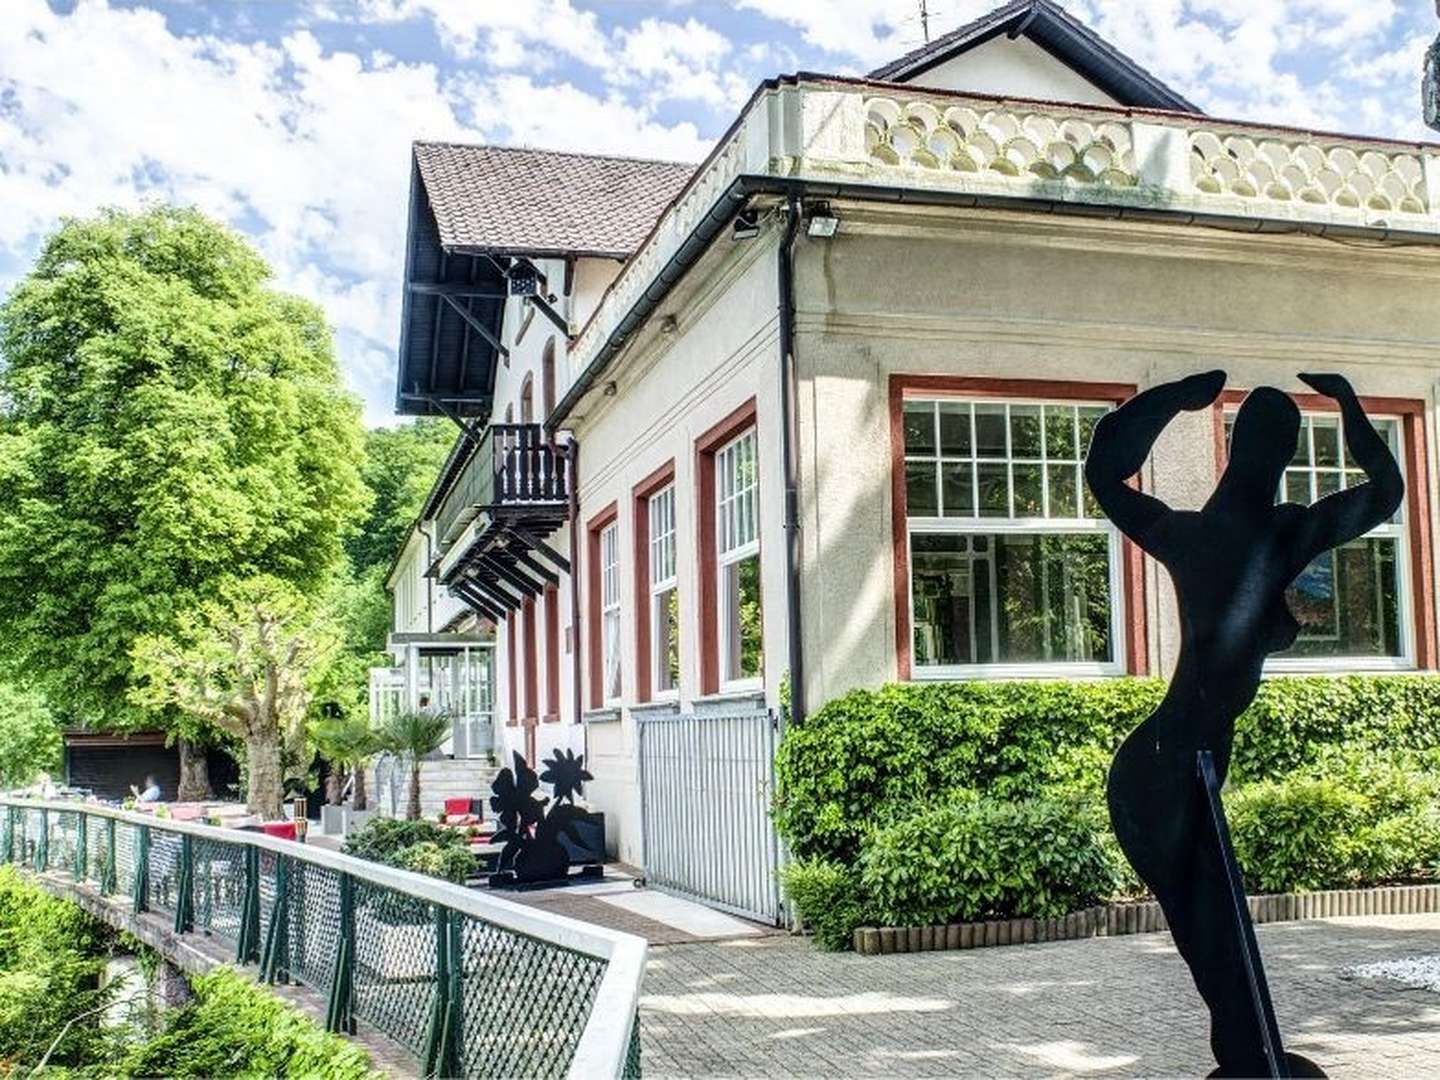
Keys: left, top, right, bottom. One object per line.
{"left": 776, "top": 676, "right": 1440, "bottom": 865}
{"left": 342, "top": 816, "right": 473, "bottom": 883}
{"left": 775, "top": 676, "right": 1440, "bottom": 948}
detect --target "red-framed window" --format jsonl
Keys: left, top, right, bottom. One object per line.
{"left": 890, "top": 375, "right": 1147, "bottom": 680}
{"left": 696, "top": 398, "right": 762, "bottom": 696}
{"left": 633, "top": 460, "right": 678, "bottom": 703}
{"left": 586, "top": 502, "right": 620, "bottom": 709}
{"left": 1212, "top": 389, "right": 1435, "bottom": 670}
{"left": 544, "top": 583, "right": 560, "bottom": 721}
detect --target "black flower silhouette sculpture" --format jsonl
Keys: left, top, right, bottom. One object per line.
{"left": 489, "top": 749, "right": 603, "bottom": 887}
{"left": 1087, "top": 371, "right": 1400, "bottom": 1078}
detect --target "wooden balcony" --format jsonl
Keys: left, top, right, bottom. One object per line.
{"left": 433, "top": 424, "right": 571, "bottom": 618}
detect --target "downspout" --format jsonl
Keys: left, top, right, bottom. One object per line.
{"left": 420, "top": 522, "right": 436, "bottom": 633}
{"left": 566, "top": 438, "right": 584, "bottom": 733}
{"left": 778, "top": 194, "right": 806, "bottom": 725}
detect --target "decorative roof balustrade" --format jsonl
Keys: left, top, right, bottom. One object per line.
{"left": 562, "top": 76, "right": 1440, "bottom": 417}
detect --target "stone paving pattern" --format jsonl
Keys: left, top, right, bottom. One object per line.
{"left": 639, "top": 914, "right": 1440, "bottom": 1077}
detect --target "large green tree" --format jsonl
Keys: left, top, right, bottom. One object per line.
{"left": 0, "top": 207, "right": 369, "bottom": 767}
{"left": 347, "top": 418, "right": 455, "bottom": 577}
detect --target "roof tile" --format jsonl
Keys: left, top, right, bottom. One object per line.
{"left": 413, "top": 141, "right": 697, "bottom": 258}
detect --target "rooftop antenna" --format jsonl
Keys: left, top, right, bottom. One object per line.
{"left": 919, "top": 0, "right": 931, "bottom": 43}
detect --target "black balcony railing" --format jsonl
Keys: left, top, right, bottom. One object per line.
{"left": 435, "top": 424, "right": 569, "bottom": 549}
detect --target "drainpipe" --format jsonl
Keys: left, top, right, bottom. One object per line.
{"left": 778, "top": 194, "right": 806, "bottom": 725}
{"left": 420, "top": 522, "right": 436, "bottom": 634}
{"left": 565, "top": 437, "right": 584, "bottom": 735}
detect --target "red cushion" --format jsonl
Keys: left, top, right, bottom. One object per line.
{"left": 444, "top": 798, "right": 472, "bottom": 816}
{"left": 261, "top": 822, "right": 297, "bottom": 841}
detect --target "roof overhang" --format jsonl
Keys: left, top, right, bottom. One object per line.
{"left": 394, "top": 158, "right": 510, "bottom": 420}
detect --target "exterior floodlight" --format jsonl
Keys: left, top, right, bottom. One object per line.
{"left": 806, "top": 204, "right": 840, "bottom": 236}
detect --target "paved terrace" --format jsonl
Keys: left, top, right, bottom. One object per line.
{"left": 639, "top": 914, "right": 1440, "bottom": 1078}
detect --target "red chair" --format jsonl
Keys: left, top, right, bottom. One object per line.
{"left": 442, "top": 797, "right": 483, "bottom": 826}
{"left": 261, "top": 821, "right": 297, "bottom": 841}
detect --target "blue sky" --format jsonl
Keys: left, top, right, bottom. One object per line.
{"left": 2, "top": 0, "right": 1435, "bottom": 425}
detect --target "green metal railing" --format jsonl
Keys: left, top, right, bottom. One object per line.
{"left": 0, "top": 798, "right": 645, "bottom": 1079}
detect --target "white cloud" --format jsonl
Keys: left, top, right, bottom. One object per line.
{"left": 0, "top": 0, "right": 716, "bottom": 425}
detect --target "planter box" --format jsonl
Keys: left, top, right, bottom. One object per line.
{"left": 343, "top": 808, "right": 375, "bottom": 834}
{"left": 319, "top": 805, "right": 345, "bottom": 836}
{"left": 852, "top": 883, "right": 1440, "bottom": 955}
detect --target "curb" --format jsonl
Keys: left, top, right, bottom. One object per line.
{"left": 852, "top": 883, "right": 1440, "bottom": 955}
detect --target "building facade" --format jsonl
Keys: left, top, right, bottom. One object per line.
{"left": 384, "top": 1, "right": 1440, "bottom": 882}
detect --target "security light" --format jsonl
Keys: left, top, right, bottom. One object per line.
{"left": 806, "top": 204, "right": 840, "bottom": 238}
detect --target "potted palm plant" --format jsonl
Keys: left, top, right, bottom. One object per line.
{"left": 313, "top": 714, "right": 384, "bottom": 835}
{"left": 380, "top": 710, "right": 453, "bottom": 821}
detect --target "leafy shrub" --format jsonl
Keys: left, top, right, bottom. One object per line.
{"left": 394, "top": 841, "right": 475, "bottom": 884}
{"left": 1230, "top": 676, "right": 1440, "bottom": 782}
{"left": 774, "top": 680, "right": 1164, "bottom": 863}
{"left": 121, "top": 967, "right": 374, "bottom": 1079}
{"left": 0, "top": 866, "right": 118, "bottom": 1068}
{"left": 1228, "top": 763, "right": 1440, "bottom": 893}
{"left": 780, "top": 858, "right": 870, "bottom": 950}
{"left": 858, "top": 794, "right": 1121, "bottom": 926}
{"left": 342, "top": 816, "right": 464, "bottom": 862}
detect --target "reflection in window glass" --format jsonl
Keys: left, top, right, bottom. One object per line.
{"left": 717, "top": 431, "right": 763, "bottom": 684}
{"left": 649, "top": 485, "right": 680, "bottom": 694}
{"left": 903, "top": 398, "right": 1119, "bottom": 672}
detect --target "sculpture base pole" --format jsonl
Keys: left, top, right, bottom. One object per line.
{"left": 1196, "top": 749, "right": 1289, "bottom": 1079}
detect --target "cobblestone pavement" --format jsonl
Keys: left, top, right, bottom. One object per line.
{"left": 639, "top": 914, "right": 1440, "bottom": 1077}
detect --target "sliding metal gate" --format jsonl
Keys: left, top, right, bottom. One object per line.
{"left": 636, "top": 709, "right": 785, "bottom": 925}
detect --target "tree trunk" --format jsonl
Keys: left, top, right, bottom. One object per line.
{"left": 407, "top": 758, "right": 422, "bottom": 821}
{"left": 246, "top": 733, "right": 284, "bottom": 819}
{"left": 352, "top": 764, "right": 368, "bottom": 812}
{"left": 324, "top": 768, "right": 343, "bottom": 806}
{"left": 176, "top": 738, "right": 213, "bottom": 802}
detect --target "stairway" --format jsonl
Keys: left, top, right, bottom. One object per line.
{"left": 364, "top": 756, "right": 501, "bottom": 819}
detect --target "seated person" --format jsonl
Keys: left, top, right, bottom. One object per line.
{"left": 130, "top": 775, "right": 162, "bottom": 803}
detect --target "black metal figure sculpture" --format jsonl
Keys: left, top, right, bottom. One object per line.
{"left": 1085, "top": 371, "right": 1402, "bottom": 1079}
{"left": 488, "top": 749, "right": 602, "bottom": 887}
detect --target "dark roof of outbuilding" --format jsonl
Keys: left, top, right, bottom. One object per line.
{"left": 870, "top": 0, "right": 1200, "bottom": 114}
{"left": 412, "top": 141, "right": 698, "bottom": 259}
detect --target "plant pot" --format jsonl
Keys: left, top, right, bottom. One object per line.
{"left": 343, "top": 808, "right": 375, "bottom": 834}
{"left": 320, "top": 805, "right": 345, "bottom": 835}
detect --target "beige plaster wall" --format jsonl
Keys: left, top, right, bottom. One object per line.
{"left": 792, "top": 202, "right": 1440, "bottom": 707}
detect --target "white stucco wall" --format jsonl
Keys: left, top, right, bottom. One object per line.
{"left": 568, "top": 223, "right": 786, "bottom": 865}
{"left": 905, "top": 34, "right": 1122, "bottom": 106}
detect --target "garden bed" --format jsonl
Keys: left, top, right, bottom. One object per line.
{"left": 853, "top": 883, "right": 1440, "bottom": 954}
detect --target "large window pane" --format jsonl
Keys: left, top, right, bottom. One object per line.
{"left": 654, "top": 586, "right": 680, "bottom": 692}
{"left": 723, "top": 553, "right": 763, "bottom": 681}
{"left": 1280, "top": 538, "right": 1402, "bottom": 659}
{"left": 911, "top": 532, "right": 1113, "bottom": 667}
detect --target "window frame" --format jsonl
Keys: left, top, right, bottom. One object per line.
{"left": 696, "top": 398, "right": 761, "bottom": 696}
{"left": 1214, "top": 389, "right": 1435, "bottom": 673}
{"left": 632, "top": 461, "right": 678, "bottom": 703}
{"left": 715, "top": 429, "right": 763, "bottom": 691}
{"left": 600, "top": 521, "right": 621, "bottom": 705}
{"left": 890, "top": 376, "right": 1147, "bottom": 681}
{"left": 585, "top": 502, "right": 620, "bottom": 710}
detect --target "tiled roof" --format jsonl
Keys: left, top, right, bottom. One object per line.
{"left": 412, "top": 141, "right": 698, "bottom": 258}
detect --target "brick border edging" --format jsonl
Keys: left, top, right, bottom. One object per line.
{"left": 853, "top": 883, "right": 1440, "bottom": 955}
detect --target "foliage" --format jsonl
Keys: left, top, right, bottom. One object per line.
{"left": 1228, "top": 761, "right": 1440, "bottom": 893}
{"left": 341, "top": 816, "right": 466, "bottom": 862}
{"left": 130, "top": 575, "right": 336, "bottom": 816}
{"left": 347, "top": 418, "right": 456, "bottom": 577}
{"left": 0, "top": 682, "right": 62, "bottom": 787}
{"left": 312, "top": 712, "right": 383, "bottom": 806}
{"left": 340, "top": 816, "right": 471, "bottom": 883}
{"left": 1229, "top": 675, "right": 1440, "bottom": 781}
{"left": 780, "top": 858, "right": 870, "bottom": 951}
{"left": 0, "top": 206, "right": 369, "bottom": 730}
{"left": 392, "top": 841, "right": 475, "bottom": 884}
{"left": 0, "top": 866, "right": 119, "bottom": 1069}
{"left": 380, "top": 709, "right": 453, "bottom": 820}
{"left": 774, "top": 679, "right": 1163, "bottom": 864}
{"left": 120, "top": 967, "right": 374, "bottom": 1080}
{"left": 857, "top": 794, "right": 1122, "bottom": 927}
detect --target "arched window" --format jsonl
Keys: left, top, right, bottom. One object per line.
{"left": 542, "top": 338, "right": 556, "bottom": 420}
{"left": 520, "top": 375, "right": 534, "bottom": 424}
